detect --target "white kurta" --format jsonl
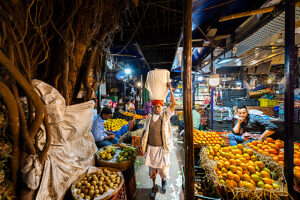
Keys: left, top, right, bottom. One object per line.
{"left": 144, "top": 107, "right": 173, "bottom": 179}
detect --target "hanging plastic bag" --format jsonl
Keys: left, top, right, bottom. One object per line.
{"left": 145, "top": 69, "right": 170, "bottom": 100}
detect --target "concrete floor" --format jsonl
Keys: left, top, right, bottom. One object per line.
{"left": 134, "top": 127, "right": 184, "bottom": 200}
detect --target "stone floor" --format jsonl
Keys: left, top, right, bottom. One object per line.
{"left": 134, "top": 127, "right": 184, "bottom": 200}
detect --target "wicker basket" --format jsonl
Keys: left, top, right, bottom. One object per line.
{"left": 71, "top": 167, "right": 124, "bottom": 200}
{"left": 96, "top": 146, "right": 136, "bottom": 172}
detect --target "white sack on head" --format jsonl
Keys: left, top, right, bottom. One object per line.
{"left": 145, "top": 69, "right": 170, "bottom": 101}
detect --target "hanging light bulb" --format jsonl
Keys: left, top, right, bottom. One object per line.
{"left": 209, "top": 74, "right": 220, "bottom": 87}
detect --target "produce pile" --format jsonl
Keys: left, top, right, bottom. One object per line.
{"left": 133, "top": 114, "right": 143, "bottom": 119}
{"left": 117, "top": 146, "right": 137, "bottom": 162}
{"left": 74, "top": 168, "right": 121, "bottom": 200}
{"left": 122, "top": 112, "right": 134, "bottom": 116}
{"left": 207, "top": 144, "right": 281, "bottom": 190}
{"left": 98, "top": 145, "right": 137, "bottom": 163}
{"left": 193, "top": 130, "right": 225, "bottom": 146}
{"left": 246, "top": 138, "right": 300, "bottom": 180}
{"left": 98, "top": 146, "right": 116, "bottom": 160}
{"left": 104, "top": 118, "right": 128, "bottom": 132}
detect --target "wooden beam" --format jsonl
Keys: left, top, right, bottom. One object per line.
{"left": 219, "top": 2, "right": 300, "bottom": 22}
{"left": 284, "top": 0, "right": 295, "bottom": 198}
{"left": 183, "top": 0, "right": 194, "bottom": 200}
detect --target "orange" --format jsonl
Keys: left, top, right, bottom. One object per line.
{"left": 217, "top": 161, "right": 224, "bottom": 169}
{"left": 236, "top": 166, "right": 243, "bottom": 172}
{"left": 294, "top": 166, "right": 300, "bottom": 171}
{"left": 237, "top": 144, "right": 244, "bottom": 150}
{"left": 257, "top": 144, "right": 263, "bottom": 148}
{"left": 240, "top": 163, "right": 248, "bottom": 170}
{"left": 266, "top": 138, "right": 274, "bottom": 143}
{"left": 236, "top": 170, "right": 243, "bottom": 177}
{"left": 227, "top": 171, "right": 235, "bottom": 180}
{"left": 251, "top": 140, "right": 257, "bottom": 146}
{"left": 260, "top": 171, "right": 271, "bottom": 178}
{"left": 242, "top": 174, "right": 251, "bottom": 181}
{"left": 268, "top": 149, "right": 278, "bottom": 154}
{"left": 218, "top": 175, "right": 223, "bottom": 180}
{"left": 229, "top": 159, "right": 236, "bottom": 166}
{"left": 225, "top": 180, "right": 234, "bottom": 187}
{"left": 294, "top": 158, "right": 300, "bottom": 166}
{"left": 246, "top": 149, "right": 254, "bottom": 156}
{"left": 278, "top": 155, "right": 284, "bottom": 161}
{"left": 247, "top": 165, "right": 256, "bottom": 174}
{"left": 249, "top": 179, "right": 256, "bottom": 186}
{"left": 214, "top": 156, "right": 220, "bottom": 160}
{"left": 239, "top": 181, "right": 246, "bottom": 187}
{"left": 255, "top": 161, "right": 264, "bottom": 169}
{"left": 279, "top": 151, "right": 284, "bottom": 155}
{"left": 253, "top": 146, "right": 259, "bottom": 151}
{"left": 243, "top": 170, "right": 250, "bottom": 176}
{"left": 233, "top": 174, "right": 240, "bottom": 182}
{"left": 235, "top": 149, "right": 243, "bottom": 155}
{"left": 243, "top": 153, "right": 250, "bottom": 160}
{"left": 263, "top": 140, "right": 269, "bottom": 145}
{"left": 264, "top": 184, "right": 274, "bottom": 190}
{"left": 294, "top": 169, "right": 300, "bottom": 179}
{"left": 262, "top": 178, "right": 274, "bottom": 185}
{"left": 230, "top": 165, "right": 237, "bottom": 173}
{"left": 278, "top": 161, "right": 284, "bottom": 166}
{"left": 217, "top": 171, "right": 222, "bottom": 176}
{"left": 224, "top": 161, "right": 230, "bottom": 169}
{"left": 261, "top": 145, "right": 268, "bottom": 150}
{"left": 221, "top": 167, "right": 228, "bottom": 173}
{"left": 240, "top": 157, "right": 247, "bottom": 163}
{"left": 235, "top": 159, "right": 242, "bottom": 166}
{"left": 258, "top": 149, "right": 264, "bottom": 154}
{"left": 251, "top": 155, "right": 258, "bottom": 161}
{"left": 257, "top": 140, "right": 263, "bottom": 144}
{"left": 244, "top": 182, "right": 255, "bottom": 190}
{"left": 255, "top": 165, "right": 261, "bottom": 172}
{"left": 208, "top": 155, "right": 214, "bottom": 160}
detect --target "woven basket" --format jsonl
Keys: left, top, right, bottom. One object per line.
{"left": 71, "top": 167, "right": 124, "bottom": 200}
{"left": 96, "top": 147, "right": 136, "bottom": 172}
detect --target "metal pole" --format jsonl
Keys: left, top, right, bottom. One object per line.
{"left": 284, "top": 1, "right": 295, "bottom": 197}
{"left": 98, "top": 71, "right": 102, "bottom": 114}
{"left": 183, "top": 0, "right": 194, "bottom": 199}
{"left": 141, "top": 74, "right": 143, "bottom": 109}
{"left": 210, "top": 51, "right": 214, "bottom": 131}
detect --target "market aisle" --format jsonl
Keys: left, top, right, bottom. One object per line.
{"left": 135, "top": 126, "right": 184, "bottom": 200}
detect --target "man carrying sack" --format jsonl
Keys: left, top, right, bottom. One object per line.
{"left": 140, "top": 82, "right": 176, "bottom": 198}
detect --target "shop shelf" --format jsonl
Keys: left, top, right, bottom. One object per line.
{"left": 259, "top": 99, "right": 279, "bottom": 107}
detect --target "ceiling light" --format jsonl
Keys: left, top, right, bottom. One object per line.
{"left": 209, "top": 74, "right": 220, "bottom": 87}
{"left": 216, "top": 57, "right": 237, "bottom": 64}
{"left": 198, "top": 76, "right": 204, "bottom": 81}
{"left": 125, "top": 68, "right": 131, "bottom": 74}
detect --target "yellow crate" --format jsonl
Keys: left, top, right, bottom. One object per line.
{"left": 259, "top": 99, "right": 278, "bottom": 107}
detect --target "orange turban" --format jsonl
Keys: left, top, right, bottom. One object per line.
{"left": 152, "top": 100, "right": 164, "bottom": 106}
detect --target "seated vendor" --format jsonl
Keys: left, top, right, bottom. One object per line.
{"left": 228, "top": 105, "right": 277, "bottom": 146}
{"left": 92, "top": 107, "right": 118, "bottom": 148}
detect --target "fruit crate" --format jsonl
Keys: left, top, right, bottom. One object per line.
{"left": 181, "top": 166, "right": 221, "bottom": 200}
{"left": 259, "top": 99, "right": 279, "bottom": 107}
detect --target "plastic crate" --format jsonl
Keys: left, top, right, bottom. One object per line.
{"left": 259, "top": 99, "right": 279, "bottom": 107}
{"left": 131, "top": 135, "right": 142, "bottom": 147}
{"left": 136, "top": 109, "right": 146, "bottom": 115}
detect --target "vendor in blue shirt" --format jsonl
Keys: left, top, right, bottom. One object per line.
{"left": 92, "top": 107, "right": 118, "bottom": 148}
{"left": 228, "top": 105, "right": 277, "bottom": 146}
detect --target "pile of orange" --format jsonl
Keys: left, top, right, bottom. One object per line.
{"left": 122, "top": 112, "right": 134, "bottom": 116}
{"left": 208, "top": 144, "right": 280, "bottom": 190}
{"left": 133, "top": 114, "right": 143, "bottom": 119}
{"left": 193, "top": 130, "right": 224, "bottom": 146}
{"left": 246, "top": 138, "right": 300, "bottom": 180}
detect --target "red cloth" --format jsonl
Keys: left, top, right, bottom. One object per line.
{"left": 152, "top": 100, "right": 164, "bottom": 106}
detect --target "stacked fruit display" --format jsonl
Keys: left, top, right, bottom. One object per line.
{"left": 118, "top": 146, "right": 137, "bottom": 163}
{"left": 208, "top": 144, "right": 280, "bottom": 190}
{"left": 193, "top": 130, "right": 225, "bottom": 146}
{"left": 104, "top": 118, "right": 128, "bottom": 132}
{"left": 246, "top": 138, "right": 300, "bottom": 180}
{"left": 74, "top": 168, "right": 121, "bottom": 199}
{"left": 122, "top": 112, "right": 134, "bottom": 116}
{"left": 133, "top": 114, "right": 143, "bottom": 119}
{"left": 98, "top": 146, "right": 116, "bottom": 160}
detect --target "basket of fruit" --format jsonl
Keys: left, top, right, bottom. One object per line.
{"left": 96, "top": 144, "right": 138, "bottom": 172}
{"left": 200, "top": 144, "right": 289, "bottom": 200}
{"left": 71, "top": 167, "right": 124, "bottom": 200}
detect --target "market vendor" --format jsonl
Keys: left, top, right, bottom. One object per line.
{"left": 177, "top": 106, "right": 201, "bottom": 134}
{"left": 141, "top": 82, "right": 176, "bottom": 198}
{"left": 228, "top": 105, "right": 277, "bottom": 146}
{"left": 91, "top": 107, "right": 118, "bottom": 148}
